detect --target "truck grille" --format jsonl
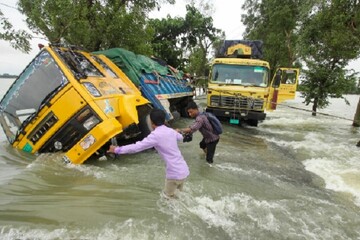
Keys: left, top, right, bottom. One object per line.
{"left": 210, "top": 95, "right": 264, "bottom": 110}
{"left": 39, "top": 106, "right": 101, "bottom": 153}
{"left": 28, "top": 112, "right": 58, "bottom": 144}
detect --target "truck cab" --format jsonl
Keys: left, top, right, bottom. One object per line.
{"left": 206, "top": 40, "right": 299, "bottom": 126}
{"left": 0, "top": 45, "right": 152, "bottom": 164}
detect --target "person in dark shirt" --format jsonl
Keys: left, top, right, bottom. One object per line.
{"left": 178, "top": 102, "right": 220, "bottom": 166}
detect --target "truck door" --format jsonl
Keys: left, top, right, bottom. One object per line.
{"left": 267, "top": 68, "right": 299, "bottom": 110}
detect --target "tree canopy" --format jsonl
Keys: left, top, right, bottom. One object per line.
{"left": 0, "top": 8, "right": 31, "bottom": 53}
{"left": 15, "top": 0, "right": 222, "bottom": 77}
{"left": 242, "top": 0, "right": 360, "bottom": 114}
{"left": 242, "top": 0, "right": 303, "bottom": 74}
{"left": 149, "top": 4, "right": 223, "bottom": 75}
{"left": 149, "top": 16, "right": 186, "bottom": 68}
{"left": 17, "top": 0, "right": 175, "bottom": 53}
{"left": 298, "top": 0, "right": 360, "bottom": 114}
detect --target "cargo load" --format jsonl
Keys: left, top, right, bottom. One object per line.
{"left": 95, "top": 48, "right": 194, "bottom": 121}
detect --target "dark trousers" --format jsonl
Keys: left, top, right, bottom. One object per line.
{"left": 199, "top": 138, "right": 219, "bottom": 164}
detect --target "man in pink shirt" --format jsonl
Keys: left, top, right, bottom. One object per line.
{"left": 107, "top": 109, "right": 189, "bottom": 198}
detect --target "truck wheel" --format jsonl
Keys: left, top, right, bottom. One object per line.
{"left": 178, "top": 96, "right": 193, "bottom": 117}
{"left": 137, "top": 105, "right": 153, "bottom": 139}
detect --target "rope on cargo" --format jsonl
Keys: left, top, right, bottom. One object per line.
{"left": 207, "top": 88, "right": 360, "bottom": 125}
{"left": 152, "top": 70, "right": 190, "bottom": 88}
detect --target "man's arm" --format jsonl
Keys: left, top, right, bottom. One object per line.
{"left": 107, "top": 132, "right": 157, "bottom": 155}
{"left": 176, "top": 131, "right": 184, "bottom": 141}
{"left": 179, "top": 116, "right": 203, "bottom": 134}
{"left": 178, "top": 127, "right": 192, "bottom": 134}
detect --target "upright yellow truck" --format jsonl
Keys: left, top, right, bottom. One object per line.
{"left": 206, "top": 40, "right": 299, "bottom": 126}
{"left": 0, "top": 45, "right": 152, "bottom": 164}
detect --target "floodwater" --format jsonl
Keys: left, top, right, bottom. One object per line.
{"left": 1, "top": 78, "right": 359, "bottom": 239}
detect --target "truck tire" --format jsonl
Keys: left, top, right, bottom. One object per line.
{"left": 137, "top": 104, "right": 153, "bottom": 139}
{"left": 178, "top": 96, "right": 193, "bottom": 117}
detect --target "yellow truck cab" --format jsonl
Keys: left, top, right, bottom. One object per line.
{"left": 206, "top": 40, "right": 299, "bottom": 126}
{"left": 0, "top": 45, "right": 152, "bottom": 164}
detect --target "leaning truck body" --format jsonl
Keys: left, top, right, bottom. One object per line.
{"left": 0, "top": 46, "right": 152, "bottom": 164}
{"left": 206, "top": 40, "right": 299, "bottom": 126}
{"left": 95, "top": 48, "right": 194, "bottom": 121}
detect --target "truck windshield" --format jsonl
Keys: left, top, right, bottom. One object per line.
{"left": 54, "top": 48, "right": 104, "bottom": 80}
{"left": 211, "top": 64, "right": 269, "bottom": 87}
{"left": 0, "top": 50, "right": 68, "bottom": 143}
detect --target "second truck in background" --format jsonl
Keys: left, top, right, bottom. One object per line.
{"left": 206, "top": 40, "right": 299, "bottom": 126}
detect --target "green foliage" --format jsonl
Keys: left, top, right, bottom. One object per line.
{"left": 17, "top": 0, "right": 174, "bottom": 53}
{"left": 298, "top": 0, "right": 360, "bottom": 113}
{"left": 149, "top": 16, "right": 186, "bottom": 68}
{"left": 351, "top": 77, "right": 360, "bottom": 94}
{"left": 242, "top": 0, "right": 360, "bottom": 115}
{"left": 149, "top": 4, "right": 223, "bottom": 75}
{"left": 301, "top": 62, "right": 355, "bottom": 108}
{"left": 0, "top": 73, "right": 18, "bottom": 78}
{"left": 183, "top": 5, "right": 223, "bottom": 76}
{"left": 0, "top": 9, "right": 31, "bottom": 53}
{"left": 15, "top": 0, "right": 221, "bottom": 77}
{"left": 188, "top": 47, "right": 207, "bottom": 76}
{"left": 242, "top": 0, "right": 303, "bottom": 74}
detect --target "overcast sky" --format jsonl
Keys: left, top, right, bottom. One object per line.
{"left": 0, "top": 0, "right": 359, "bottom": 75}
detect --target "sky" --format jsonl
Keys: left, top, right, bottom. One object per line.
{"left": 0, "top": 0, "right": 246, "bottom": 75}
{"left": 0, "top": 0, "right": 359, "bottom": 75}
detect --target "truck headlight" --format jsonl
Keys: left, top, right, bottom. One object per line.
{"left": 54, "top": 141, "right": 63, "bottom": 150}
{"left": 80, "top": 134, "right": 96, "bottom": 150}
{"left": 83, "top": 82, "right": 101, "bottom": 97}
{"left": 83, "top": 115, "right": 100, "bottom": 130}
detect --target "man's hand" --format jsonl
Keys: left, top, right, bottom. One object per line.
{"left": 107, "top": 145, "right": 117, "bottom": 154}
{"left": 181, "top": 127, "right": 192, "bottom": 134}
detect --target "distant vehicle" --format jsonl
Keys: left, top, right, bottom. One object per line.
{"left": 206, "top": 40, "right": 299, "bottom": 126}
{"left": 0, "top": 45, "right": 153, "bottom": 164}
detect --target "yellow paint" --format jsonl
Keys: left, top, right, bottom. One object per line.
{"left": 10, "top": 46, "right": 150, "bottom": 164}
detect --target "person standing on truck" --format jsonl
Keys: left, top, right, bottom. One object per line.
{"left": 107, "top": 109, "right": 189, "bottom": 198}
{"left": 183, "top": 73, "right": 196, "bottom": 96}
{"left": 178, "top": 101, "right": 220, "bottom": 166}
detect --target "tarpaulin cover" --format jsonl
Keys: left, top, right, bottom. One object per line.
{"left": 94, "top": 48, "right": 183, "bottom": 86}
{"left": 93, "top": 48, "right": 193, "bottom": 120}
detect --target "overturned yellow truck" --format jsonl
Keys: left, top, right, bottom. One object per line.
{"left": 0, "top": 45, "right": 154, "bottom": 164}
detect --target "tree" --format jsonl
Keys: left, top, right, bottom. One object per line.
{"left": 242, "top": 0, "right": 360, "bottom": 115}
{"left": 17, "top": 0, "right": 174, "bottom": 53}
{"left": 298, "top": 0, "right": 360, "bottom": 115}
{"left": 0, "top": 8, "right": 31, "bottom": 53}
{"left": 242, "top": 0, "right": 303, "bottom": 75}
{"left": 149, "top": 4, "right": 223, "bottom": 75}
{"left": 149, "top": 16, "right": 186, "bottom": 68}
{"left": 183, "top": 5, "right": 223, "bottom": 77}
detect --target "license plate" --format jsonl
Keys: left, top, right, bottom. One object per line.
{"left": 229, "top": 119, "right": 239, "bottom": 124}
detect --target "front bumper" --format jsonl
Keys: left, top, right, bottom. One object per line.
{"left": 206, "top": 107, "right": 266, "bottom": 121}
{"left": 63, "top": 117, "right": 123, "bottom": 164}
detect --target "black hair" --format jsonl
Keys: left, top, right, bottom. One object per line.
{"left": 186, "top": 101, "right": 198, "bottom": 111}
{"left": 150, "top": 109, "right": 166, "bottom": 126}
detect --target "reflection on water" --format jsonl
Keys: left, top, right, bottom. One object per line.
{"left": 1, "top": 78, "right": 360, "bottom": 239}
